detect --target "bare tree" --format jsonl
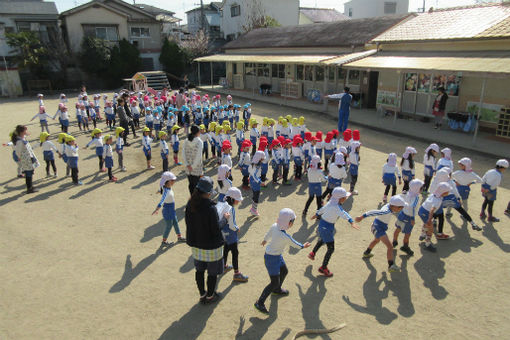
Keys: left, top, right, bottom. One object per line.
{"left": 241, "top": 0, "right": 280, "bottom": 33}
{"left": 179, "top": 29, "right": 209, "bottom": 60}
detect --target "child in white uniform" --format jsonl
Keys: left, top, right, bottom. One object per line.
{"left": 400, "top": 146, "right": 417, "bottom": 193}
{"left": 382, "top": 153, "right": 401, "bottom": 202}
{"left": 393, "top": 179, "right": 424, "bottom": 256}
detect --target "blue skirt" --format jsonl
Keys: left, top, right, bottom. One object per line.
{"left": 162, "top": 202, "right": 176, "bottom": 220}
{"left": 318, "top": 219, "right": 335, "bottom": 243}
{"left": 324, "top": 149, "right": 333, "bottom": 157}
{"left": 402, "top": 169, "right": 414, "bottom": 182}
{"left": 61, "top": 119, "right": 69, "bottom": 127}
{"left": 316, "top": 149, "right": 323, "bottom": 158}
{"left": 371, "top": 219, "right": 388, "bottom": 238}
{"left": 250, "top": 178, "right": 261, "bottom": 191}
{"left": 154, "top": 123, "right": 161, "bottom": 130}
{"left": 146, "top": 121, "right": 153, "bottom": 129}
{"left": 457, "top": 185, "right": 470, "bottom": 200}
{"left": 309, "top": 182, "right": 322, "bottom": 196}
{"left": 264, "top": 254, "right": 285, "bottom": 276}
{"left": 68, "top": 156, "right": 78, "bottom": 169}
{"left": 222, "top": 223, "right": 238, "bottom": 245}
{"left": 424, "top": 165, "right": 434, "bottom": 177}
{"left": 327, "top": 177, "right": 343, "bottom": 189}
{"left": 482, "top": 183, "right": 497, "bottom": 201}
{"left": 95, "top": 146, "right": 103, "bottom": 157}
{"left": 382, "top": 173, "right": 396, "bottom": 186}
{"left": 418, "top": 206, "right": 431, "bottom": 223}
{"left": 294, "top": 157, "right": 303, "bottom": 167}
{"left": 105, "top": 156, "right": 113, "bottom": 168}
{"left": 62, "top": 154, "right": 68, "bottom": 163}
{"left": 172, "top": 142, "right": 179, "bottom": 153}
{"left": 43, "top": 150, "right": 54, "bottom": 161}
{"left": 442, "top": 194, "right": 461, "bottom": 209}
{"left": 349, "top": 164, "right": 358, "bottom": 176}
{"left": 261, "top": 163, "right": 268, "bottom": 175}
{"left": 241, "top": 164, "right": 249, "bottom": 176}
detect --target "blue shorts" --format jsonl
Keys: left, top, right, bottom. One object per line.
{"left": 146, "top": 121, "right": 153, "bottom": 129}
{"left": 382, "top": 173, "right": 396, "bottom": 186}
{"left": 172, "top": 143, "right": 179, "bottom": 153}
{"left": 456, "top": 185, "right": 470, "bottom": 200}
{"left": 327, "top": 177, "right": 343, "bottom": 189}
{"left": 424, "top": 165, "right": 434, "bottom": 177}
{"left": 371, "top": 219, "right": 388, "bottom": 238}
{"left": 294, "top": 157, "right": 303, "bottom": 167}
{"left": 309, "top": 182, "right": 322, "bottom": 196}
{"left": 162, "top": 202, "right": 176, "bottom": 220}
{"left": 43, "top": 150, "right": 54, "bottom": 161}
{"left": 482, "top": 183, "right": 497, "bottom": 201}
{"left": 95, "top": 147, "right": 103, "bottom": 157}
{"left": 143, "top": 147, "right": 151, "bottom": 160}
{"left": 68, "top": 156, "right": 78, "bottom": 169}
{"left": 318, "top": 219, "right": 335, "bottom": 243}
{"left": 264, "top": 253, "right": 285, "bottom": 276}
{"left": 154, "top": 124, "right": 161, "bottom": 131}
{"left": 61, "top": 119, "right": 69, "bottom": 127}
{"left": 402, "top": 170, "right": 414, "bottom": 182}
{"left": 261, "top": 163, "right": 268, "bottom": 175}
{"left": 442, "top": 194, "right": 461, "bottom": 209}
{"left": 62, "top": 154, "right": 68, "bottom": 163}
{"left": 324, "top": 149, "right": 333, "bottom": 158}
{"left": 349, "top": 164, "right": 358, "bottom": 176}
{"left": 395, "top": 212, "right": 414, "bottom": 234}
{"left": 418, "top": 206, "right": 431, "bottom": 224}
{"left": 105, "top": 156, "right": 113, "bottom": 168}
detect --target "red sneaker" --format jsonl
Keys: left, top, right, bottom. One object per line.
{"left": 318, "top": 266, "right": 333, "bottom": 277}
{"left": 436, "top": 233, "right": 450, "bottom": 240}
{"left": 308, "top": 251, "right": 315, "bottom": 260}
{"left": 109, "top": 176, "right": 117, "bottom": 182}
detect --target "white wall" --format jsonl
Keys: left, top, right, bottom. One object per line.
{"left": 344, "top": 0, "right": 409, "bottom": 19}
{"left": 222, "top": 0, "right": 299, "bottom": 39}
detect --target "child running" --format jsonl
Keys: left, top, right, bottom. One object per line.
{"left": 254, "top": 208, "right": 311, "bottom": 314}
{"left": 303, "top": 155, "right": 326, "bottom": 216}
{"left": 393, "top": 179, "right": 424, "bottom": 256}
{"left": 481, "top": 159, "right": 508, "bottom": 222}
{"left": 152, "top": 171, "right": 186, "bottom": 246}
{"left": 356, "top": 195, "right": 407, "bottom": 272}
{"left": 309, "top": 187, "right": 359, "bottom": 277}
{"left": 217, "top": 187, "right": 248, "bottom": 283}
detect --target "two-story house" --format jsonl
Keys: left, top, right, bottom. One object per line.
{"left": 344, "top": 0, "right": 409, "bottom": 19}
{"left": 60, "top": 0, "right": 164, "bottom": 71}
{"left": 133, "top": 3, "right": 183, "bottom": 41}
{"left": 186, "top": 2, "right": 223, "bottom": 41}
{"left": 221, "top": 0, "right": 299, "bottom": 40}
{"left": 0, "top": 0, "right": 58, "bottom": 96}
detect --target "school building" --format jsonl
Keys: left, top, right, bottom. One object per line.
{"left": 195, "top": 3, "right": 510, "bottom": 138}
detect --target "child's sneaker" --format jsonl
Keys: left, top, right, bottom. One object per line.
{"left": 436, "top": 233, "right": 450, "bottom": 240}
{"left": 362, "top": 251, "right": 374, "bottom": 259}
{"left": 233, "top": 272, "right": 249, "bottom": 282}
{"left": 121, "top": 167, "right": 127, "bottom": 172}
{"left": 382, "top": 195, "right": 387, "bottom": 203}
{"left": 488, "top": 216, "right": 500, "bottom": 222}
{"left": 419, "top": 233, "right": 426, "bottom": 241}
{"left": 351, "top": 190, "right": 358, "bottom": 195}
{"left": 424, "top": 243, "right": 437, "bottom": 252}
{"left": 161, "top": 241, "right": 172, "bottom": 247}
{"left": 147, "top": 165, "right": 155, "bottom": 170}
{"left": 318, "top": 266, "right": 333, "bottom": 277}
{"left": 308, "top": 251, "right": 315, "bottom": 260}
{"left": 254, "top": 301, "right": 269, "bottom": 314}
{"left": 272, "top": 288, "right": 289, "bottom": 296}
{"left": 46, "top": 173, "right": 51, "bottom": 178}
{"left": 400, "top": 245, "right": 414, "bottom": 256}
{"left": 388, "top": 263, "right": 400, "bottom": 272}
{"left": 177, "top": 237, "right": 186, "bottom": 242}
{"left": 53, "top": 173, "right": 58, "bottom": 178}
{"left": 223, "top": 264, "right": 233, "bottom": 273}
{"left": 100, "top": 168, "right": 107, "bottom": 172}
{"left": 109, "top": 176, "right": 117, "bottom": 182}
{"left": 250, "top": 208, "right": 259, "bottom": 216}
{"left": 283, "top": 181, "right": 292, "bottom": 186}
{"left": 471, "top": 223, "right": 482, "bottom": 231}
{"left": 392, "top": 240, "right": 398, "bottom": 248}
{"left": 480, "top": 212, "right": 487, "bottom": 219}
{"left": 175, "top": 162, "right": 182, "bottom": 165}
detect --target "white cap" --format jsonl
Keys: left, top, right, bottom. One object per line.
{"left": 277, "top": 208, "right": 297, "bottom": 231}
{"left": 496, "top": 159, "right": 509, "bottom": 168}
{"left": 217, "top": 164, "right": 231, "bottom": 180}
{"left": 441, "top": 147, "right": 452, "bottom": 160}
{"left": 159, "top": 171, "right": 177, "bottom": 188}
{"left": 434, "top": 182, "right": 452, "bottom": 197}
{"left": 334, "top": 152, "right": 345, "bottom": 165}
{"left": 425, "top": 143, "right": 440, "bottom": 154}
{"left": 338, "top": 146, "right": 348, "bottom": 154}
{"left": 311, "top": 155, "right": 321, "bottom": 168}
{"left": 409, "top": 179, "right": 424, "bottom": 195}
{"left": 331, "top": 187, "right": 350, "bottom": 201}
{"left": 37, "top": 93, "right": 43, "bottom": 97}
{"left": 387, "top": 153, "right": 397, "bottom": 167}
{"left": 225, "top": 187, "right": 243, "bottom": 201}
{"left": 350, "top": 141, "right": 361, "bottom": 150}
{"left": 252, "top": 150, "right": 265, "bottom": 164}
{"left": 389, "top": 195, "right": 407, "bottom": 207}
{"left": 458, "top": 157, "right": 472, "bottom": 171}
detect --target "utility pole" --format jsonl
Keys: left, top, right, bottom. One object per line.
{"left": 200, "top": 0, "right": 205, "bottom": 31}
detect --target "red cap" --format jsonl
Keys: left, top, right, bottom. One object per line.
{"left": 283, "top": 138, "right": 292, "bottom": 146}
{"left": 241, "top": 139, "right": 252, "bottom": 148}
{"left": 277, "top": 135, "right": 285, "bottom": 144}
{"left": 270, "top": 139, "right": 281, "bottom": 149}
{"left": 343, "top": 130, "right": 352, "bottom": 141}
{"left": 260, "top": 136, "right": 268, "bottom": 142}
{"left": 325, "top": 131, "right": 334, "bottom": 143}
{"left": 222, "top": 140, "right": 231, "bottom": 150}
{"left": 315, "top": 131, "right": 323, "bottom": 142}
{"left": 304, "top": 131, "right": 313, "bottom": 141}
{"left": 292, "top": 137, "right": 303, "bottom": 147}
{"left": 311, "top": 137, "right": 319, "bottom": 142}
{"left": 352, "top": 129, "right": 360, "bottom": 141}
{"left": 331, "top": 129, "right": 339, "bottom": 137}
{"left": 258, "top": 140, "right": 268, "bottom": 151}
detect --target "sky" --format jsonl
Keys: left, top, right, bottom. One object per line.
{"left": 54, "top": 0, "right": 482, "bottom": 24}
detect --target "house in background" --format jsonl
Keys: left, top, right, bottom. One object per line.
{"left": 299, "top": 7, "right": 350, "bottom": 24}
{"left": 344, "top": 0, "right": 409, "bottom": 19}
{"left": 0, "top": 0, "right": 58, "bottom": 96}
{"left": 60, "top": 0, "right": 163, "bottom": 71}
{"left": 133, "top": 3, "right": 183, "bottom": 41}
{"left": 186, "top": 2, "right": 223, "bottom": 41}
{"left": 221, "top": 0, "right": 299, "bottom": 41}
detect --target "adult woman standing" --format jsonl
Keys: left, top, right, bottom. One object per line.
{"left": 12, "top": 125, "right": 39, "bottom": 193}
{"left": 182, "top": 125, "right": 203, "bottom": 194}
{"left": 116, "top": 98, "right": 131, "bottom": 146}
{"left": 185, "top": 176, "right": 224, "bottom": 303}
{"left": 432, "top": 87, "right": 448, "bottom": 130}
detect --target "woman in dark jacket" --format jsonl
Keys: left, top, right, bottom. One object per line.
{"left": 432, "top": 86, "right": 448, "bottom": 129}
{"left": 185, "top": 176, "right": 226, "bottom": 304}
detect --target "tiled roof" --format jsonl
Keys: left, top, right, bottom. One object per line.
{"left": 134, "top": 3, "right": 175, "bottom": 16}
{"left": 0, "top": 1, "right": 58, "bottom": 16}
{"left": 373, "top": 3, "right": 510, "bottom": 42}
{"left": 299, "top": 7, "right": 350, "bottom": 23}
{"left": 224, "top": 14, "right": 412, "bottom": 50}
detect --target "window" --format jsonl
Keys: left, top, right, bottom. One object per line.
{"left": 95, "top": 27, "right": 118, "bottom": 41}
{"left": 244, "top": 63, "right": 256, "bottom": 76}
{"left": 272, "top": 64, "right": 285, "bottom": 78}
{"left": 304, "top": 65, "right": 313, "bottom": 81}
{"left": 257, "top": 63, "right": 269, "bottom": 77}
{"left": 296, "top": 65, "right": 304, "bottom": 80}
{"left": 16, "top": 22, "right": 31, "bottom": 32}
{"left": 348, "top": 8, "right": 353, "bottom": 17}
{"left": 231, "top": 5, "right": 240, "bottom": 17}
{"left": 337, "top": 68, "right": 347, "bottom": 82}
{"left": 347, "top": 70, "right": 360, "bottom": 84}
{"left": 233, "top": 63, "right": 237, "bottom": 75}
{"left": 315, "top": 66, "right": 324, "bottom": 81}
{"left": 328, "top": 67, "right": 335, "bottom": 81}
{"left": 384, "top": 2, "right": 397, "bottom": 14}
{"left": 130, "top": 27, "right": 150, "bottom": 38}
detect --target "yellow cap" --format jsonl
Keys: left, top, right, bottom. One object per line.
{"left": 103, "top": 134, "right": 112, "bottom": 142}
{"left": 222, "top": 121, "right": 230, "bottom": 127}
{"left": 282, "top": 120, "right": 288, "bottom": 127}
{"left": 215, "top": 125, "right": 223, "bottom": 134}
{"left": 269, "top": 119, "right": 275, "bottom": 125}
{"left": 39, "top": 132, "right": 50, "bottom": 142}
{"left": 250, "top": 119, "right": 258, "bottom": 127}
{"left": 278, "top": 116, "right": 283, "bottom": 123}
{"left": 158, "top": 130, "right": 167, "bottom": 138}
{"left": 236, "top": 122, "right": 244, "bottom": 130}
{"left": 262, "top": 117, "right": 268, "bottom": 125}
{"left": 57, "top": 133, "right": 67, "bottom": 143}
{"left": 299, "top": 116, "right": 305, "bottom": 125}
{"left": 224, "top": 125, "right": 231, "bottom": 132}
{"left": 292, "top": 118, "right": 298, "bottom": 127}
{"left": 285, "top": 114, "right": 292, "bottom": 121}
{"left": 208, "top": 122, "right": 217, "bottom": 132}
{"left": 91, "top": 128, "right": 102, "bottom": 137}
{"left": 199, "top": 124, "right": 206, "bottom": 130}
{"left": 142, "top": 127, "right": 150, "bottom": 132}
{"left": 65, "top": 135, "right": 75, "bottom": 143}
{"left": 115, "top": 127, "right": 125, "bottom": 137}
{"left": 171, "top": 125, "right": 180, "bottom": 132}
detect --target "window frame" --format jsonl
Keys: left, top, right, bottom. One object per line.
{"left": 130, "top": 27, "right": 150, "bottom": 38}
{"left": 230, "top": 4, "right": 241, "bottom": 17}
{"left": 95, "top": 26, "right": 118, "bottom": 41}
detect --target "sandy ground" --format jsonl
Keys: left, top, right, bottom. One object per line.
{"left": 1, "top": 92, "right": 509, "bottom": 340}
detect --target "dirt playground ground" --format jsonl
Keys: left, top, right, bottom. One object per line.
{"left": 1, "top": 92, "right": 509, "bottom": 339}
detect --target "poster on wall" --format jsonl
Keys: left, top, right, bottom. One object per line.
{"left": 405, "top": 73, "right": 417, "bottom": 91}
{"left": 377, "top": 90, "right": 399, "bottom": 107}
{"left": 466, "top": 102, "right": 502, "bottom": 123}
{"left": 432, "top": 74, "right": 461, "bottom": 96}
{"left": 417, "top": 73, "right": 430, "bottom": 93}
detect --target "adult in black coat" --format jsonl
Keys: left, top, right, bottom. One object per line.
{"left": 122, "top": 92, "right": 137, "bottom": 138}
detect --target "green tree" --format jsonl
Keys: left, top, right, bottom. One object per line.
{"left": 159, "top": 38, "right": 186, "bottom": 77}
{"left": 107, "top": 39, "right": 142, "bottom": 87}
{"left": 78, "top": 37, "right": 111, "bottom": 76}
{"left": 6, "top": 31, "right": 47, "bottom": 77}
